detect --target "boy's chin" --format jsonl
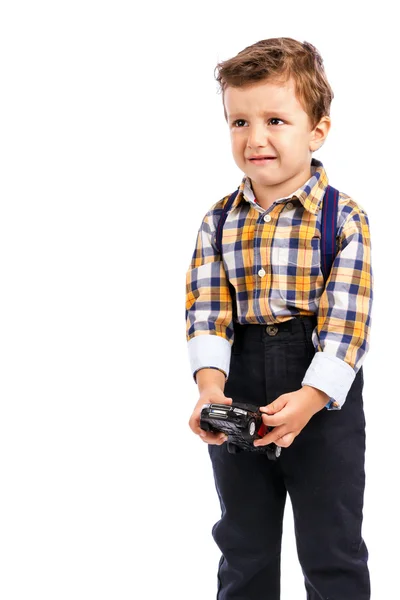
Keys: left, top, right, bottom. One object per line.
{"left": 245, "top": 172, "right": 282, "bottom": 186}
{"left": 240, "top": 160, "right": 280, "bottom": 176}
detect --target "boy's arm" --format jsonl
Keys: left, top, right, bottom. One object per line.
{"left": 301, "top": 205, "right": 373, "bottom": 410}
{"left": 185, "top": 207, "right": 234, "bottom": 383}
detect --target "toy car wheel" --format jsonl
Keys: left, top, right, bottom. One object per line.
{"left": 267, "top": 445, "right": 281, "bottom": 460}
{"left": 227, "top": 442, "right": 241, "bottom": 454}
{"left": 242, "top": 418, "right": 257, "bottom": 441}
{"left": 200, "top": 422, "right": 212, "bottom": 433}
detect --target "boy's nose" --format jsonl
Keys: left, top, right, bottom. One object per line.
{"left": 246, "top": 125, "right": 269, "bottom": 148}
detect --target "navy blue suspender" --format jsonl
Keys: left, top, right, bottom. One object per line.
{"left": 320, "top": 185, "right": 340, "bottom": 283}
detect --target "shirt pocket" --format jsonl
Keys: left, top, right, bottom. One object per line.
{"left": 273, "top": 233, "right": 321, "bottom": 302}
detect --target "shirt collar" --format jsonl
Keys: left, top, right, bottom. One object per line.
{"left": 231, "top": 157, "right": 329, "bottom": 215}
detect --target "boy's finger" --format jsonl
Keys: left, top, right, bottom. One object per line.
{"left": 277, "top": 432, "right": 295, "bottom": 448}
{"left": 260, "top": 412, "right": 284, "bottom": 427}
{"left": 260, "top": 396, "right": 287, "bottom": 414}
{"left": 207, "top": 397, "right": 233, "bottom": 406}
{"left": 254, "top": 425, "right": 286, "bottom": 447}
{"left": 188, "top": 416, "right": 201, "bottom": 435}
{"left": 200, "top": 431, "right": 228, "bottom": 445}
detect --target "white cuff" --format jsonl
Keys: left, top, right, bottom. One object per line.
{"left": 187, "top": 334, "right": 232, "bottom": 382}
{"left": 302, "top": 351, "right": 356, "bottom": 410}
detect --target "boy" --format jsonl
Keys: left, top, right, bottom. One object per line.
{"left": 185, "top": 38, "right": 373, "bottom": 599}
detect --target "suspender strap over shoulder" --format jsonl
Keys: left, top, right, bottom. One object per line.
{"left": 320, "top": 184, "right": 340, "bottom": 283}
{"left": 214, "top": 188, "right": 239, "bottom": 256}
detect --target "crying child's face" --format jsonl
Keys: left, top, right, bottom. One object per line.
{"left": 224, "top": 76, "right": 330, "bottom": 205}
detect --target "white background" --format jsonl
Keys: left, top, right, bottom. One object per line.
{"left": 0, "top": 1, "right": 397, "bottom": 598}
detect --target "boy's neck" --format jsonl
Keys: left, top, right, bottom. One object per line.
{"left": 250, "top": 164, "right": 313, "bottom": 210}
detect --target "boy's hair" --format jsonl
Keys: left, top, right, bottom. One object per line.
{"left": 214, "top": 37, "right": 334, "bottom": 130}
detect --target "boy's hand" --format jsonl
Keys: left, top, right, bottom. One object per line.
{"left": 254, "top": 386, "right": 329, "bottom": 449}
{"left": 188, "top": 387, "right": 232, "bottom": 445}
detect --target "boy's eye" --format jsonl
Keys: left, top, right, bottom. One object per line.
{"left": 232, "top": 119, "right": 247, "bottom": 127}
{"left": 232, "top": 118, "right": 284, "bottom": 127}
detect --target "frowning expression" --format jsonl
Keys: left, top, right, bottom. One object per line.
{"left": 224, "top": 77, "right": 329, "bottom": 202}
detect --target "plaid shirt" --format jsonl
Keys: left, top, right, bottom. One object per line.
{"left": 185, "top": 158, "right": 373, "bottom": 409}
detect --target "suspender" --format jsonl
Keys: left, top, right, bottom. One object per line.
{"left": 214, "top": 184, "right": 340, "bottom": 284}
{"left": 320, "top": 185, "right": 340, "bottom": 282}
{"left": 215, "top": 188, "right": 239, "bottom": 256}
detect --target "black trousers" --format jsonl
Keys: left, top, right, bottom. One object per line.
{"left": 208, "top": 316, "right": 370, "bottom": 600}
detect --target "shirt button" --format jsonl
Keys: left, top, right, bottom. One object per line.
{"left": 286, "top": 202, "right": 293, "bottom": 210}
{"left": 258, "top": 268, "right": 266, "bottom": 277}
{"left": 263, "top": 214, "right": 271, "bottom": 222}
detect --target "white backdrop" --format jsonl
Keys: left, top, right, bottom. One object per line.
{"left": 0, "top": 1, "right": 397, "bottom": 599}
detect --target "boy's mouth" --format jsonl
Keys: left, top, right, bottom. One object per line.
{"left": 249, "top": 157, "right": 277, "bottom": 164}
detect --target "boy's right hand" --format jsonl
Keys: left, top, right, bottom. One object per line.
{"left": 188, "top": 387, "right": 233, "bottom": 445}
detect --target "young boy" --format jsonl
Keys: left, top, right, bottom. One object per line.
{"left": 185, "top": 38, "right": 373, "bottom": 599}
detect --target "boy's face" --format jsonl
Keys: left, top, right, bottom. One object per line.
{"left": 224, "top": 77, "right": 330, "bottom": 205}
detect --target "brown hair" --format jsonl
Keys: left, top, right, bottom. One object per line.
{"left": 214, "top": 37, "right": 334, "bottom": 129}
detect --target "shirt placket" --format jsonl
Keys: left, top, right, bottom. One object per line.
{"left": 254, "top": 204, "right": 285, "bottom": 322}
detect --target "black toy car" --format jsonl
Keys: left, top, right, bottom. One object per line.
{"left": 200, "top": 402, "right": 281, "bottom": 460}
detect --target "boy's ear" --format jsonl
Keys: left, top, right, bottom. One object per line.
{"left": 310, "top": 116, "right": 331, "bottom": 152}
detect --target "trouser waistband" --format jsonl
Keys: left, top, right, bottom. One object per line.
{"left": 232, "top": 315, "right": 317, "bottom": 352}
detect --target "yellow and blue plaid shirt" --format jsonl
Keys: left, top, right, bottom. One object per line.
{"left": 185, "top": 158, "right": 373, "bottom": 409}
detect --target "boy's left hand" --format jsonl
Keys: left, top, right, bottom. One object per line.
{"left": 254, "top": 386, "right": 329, "bottom": 449}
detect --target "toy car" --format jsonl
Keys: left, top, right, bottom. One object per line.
{"left": 200, "top": 402, "right": 281, "bottom": 460}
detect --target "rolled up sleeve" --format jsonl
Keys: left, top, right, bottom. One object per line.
{"left": 185, "top": 208, "right": 234, "bottom": 382}
{"left": 302, "top": 207, "right": 373, "bottom": 409}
